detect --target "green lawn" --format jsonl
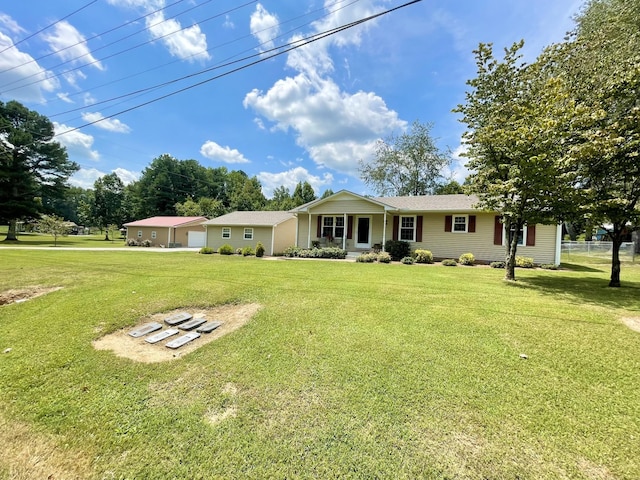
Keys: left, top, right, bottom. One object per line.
{"left": 0, "top": 226, "right": 127, "bottom": 248}
{"left": 1, "top": 251, "right": 639, "bottom": 479}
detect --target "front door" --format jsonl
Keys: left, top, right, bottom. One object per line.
{"left": 356, "top": 216, "right": 371, "bottom": 249}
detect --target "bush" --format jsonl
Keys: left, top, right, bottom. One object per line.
{"left": 515, "top": 256, "right": 535, "bottom": 268}
{"left": 255, "top": 242, "right": 265, "bottom": 257}
{"left": 218, "top": 244, "right": 234, "bottom": 255}
{"left": 540, "top": 263, "right": 559, "bottom": 270}
{"left": 384, "top": 240, "right": 411, "bottom": 261}
{"left": 414, "top": 249, "right": 434, "bottom": 264}
{"left": 356, "top": 252, "right": 377, "bottom": 263}
{"left": 458, "top": 253, "right": 475, "bottom": 266}
{"left": 235, "top": 247, "right": 243, "bottom": 255}
{"left": 242, "top": 246, "right": 255, "bottom": 256}
{"left": 140, "top": 239, "right": 152, "bottom": 247}
{"left": 401, "top": 256, "right": 415, "bottom": 265}
{"left": 441, "top": 258, "right": 457, "bottom": 266}
{"left": 199, "top": 247, "right": 214, "bottom": 254}
{"left": 377, "top": 251, "right": 392, "bottom": 263}
{"left": 490, "top": 261, "right": 505, "bottom": 269}
{"left": 126, "top": 238, "right": 140, "bottom": 247}
{"left": 282, "top": 246, "right": 346, "bottom": 259}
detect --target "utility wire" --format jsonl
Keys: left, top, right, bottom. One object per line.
{"left": 50, "top": 0, "right": 360, "bottom": 120}
{"left": 0, "top": 0, "right": 188, "bottom": 76}
{"left": 0, "top": 0, "right": 98, "bottom": 56}
{"left": 54, "top": 0, "right": 422, "bottom": 139}
{"left": 0, "top": 0, "right": 234, "bottom": 92}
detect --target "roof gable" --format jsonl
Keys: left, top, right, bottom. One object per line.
{"left": 203, "top": 211, "right": 294, "bottom": 227}
{"left": 291, "top": 190, "right": 390, "bottom": 212}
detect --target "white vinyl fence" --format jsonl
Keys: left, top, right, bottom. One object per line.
{"left": 561, "top": 241, "right": 637, "bottom": 261}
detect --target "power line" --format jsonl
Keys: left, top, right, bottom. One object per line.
{"left": 0, "top": 0, "right": 189, "bottom": 76}
{"left": 49, "top": 0, "right": 361, "bottom": 121}
{"left": 0, "top": 0, "right": 230, "bottom": 92}
{"left": 54, "top": 0, "right": 423, "bottom": 139}
{"left": 0, "top": 0, "right": 98, "bottom": 56}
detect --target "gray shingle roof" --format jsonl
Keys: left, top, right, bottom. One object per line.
{"left": 375, "top": 194, "right": 481, "bottom": 212}
{"left": 202, "top": 211, "right": 294, "bottom": 227}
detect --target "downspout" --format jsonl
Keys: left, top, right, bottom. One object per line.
{"left": 555, "top": 222, "right": 562, "bottom": 265}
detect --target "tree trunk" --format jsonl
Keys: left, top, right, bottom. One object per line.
{"left": 504, "top": 221, "right": 521, "bottom": 282}
{"left": 609, "top": 234, "right": 623, "bottom": 287}
{"left": 4, "top": 219, "right": 18, "bottom": 241}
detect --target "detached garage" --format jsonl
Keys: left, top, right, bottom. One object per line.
{"left": 124, "top": 216, "right": 207, "bottom": 247}
{"left": 203, "top": 211, "right": 296, "bottom": 256}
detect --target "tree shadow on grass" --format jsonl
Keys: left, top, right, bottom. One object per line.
{"left": 513, "top": 273, "right": 640, "bottom": 312}
{"left": 560, "top": 262, "right": 605, "bottom": 273}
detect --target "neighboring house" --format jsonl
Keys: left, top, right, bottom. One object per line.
{"left": 123, "top": 216, "right": 207, "bottom": 247}
{"left": 289, "top": 190, "right": 562, "bottom": 264}
{"left": 203, "top": 211, "right": 296, "bottom": 256}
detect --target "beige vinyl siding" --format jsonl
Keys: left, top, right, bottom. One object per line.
{"left": 384, "top": 213, "right": 558, "bottom": 264}
{"left": 311, "top": 196, "right": 386, "bottom": 215}
{"left": 297, "top": 214, "right": 311, "bottom": 247}
{"left": 272, "top": 217, "right": 297, "bottom": 254}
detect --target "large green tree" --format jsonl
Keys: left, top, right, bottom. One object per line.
{"left": 550, "top": 0, "right": 640, "bottom": 287}
{"left": 0, "top": 100, "right": 78, "bottom": 241}
{"left": 358, "top": 120, "right": 451, "bottom": 196}
{"left": 455, "top": 42, "right": 583, "bottom": 281}
{"left": 92, "top": 173, "right": 125, "bottom": 240}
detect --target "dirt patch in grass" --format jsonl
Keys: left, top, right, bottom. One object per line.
{"left": 0, "top": 414, "right": 93, "bottom": 480}
{"left": 0, "top": 286, "right": 62, "bottom": 305}
{"left": 93, "top": 303, "right": 261, "bottom": 363}
{"left": 621, "top": 316, "right": 640, "bottom": 333}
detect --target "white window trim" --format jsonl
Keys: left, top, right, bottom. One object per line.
{"left": 151, "top": 230, "right": 157, "bottom": 239}
{"left": 503, "top": 224, "right": 528, "bottom": 246}
{"left": 452, "top": 214, "right": 468, "bottom": 233}
{"left": 321, "top": 216, "right": 345, "bottom": 239}
{"left": 222, "top": 227, "right": 231, "bottom": 239}
{"left": 244, "top": 228, "right": 253, "bottom": 240}
{"left": 137, "top": 230, "right": 142, "bottom": 238}
{"left": 399, "top": 215, "right": 416, "bottom": 242}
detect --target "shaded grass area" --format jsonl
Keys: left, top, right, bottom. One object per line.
{"left": 1, "top": 251, "right": 639, "bottom": 479}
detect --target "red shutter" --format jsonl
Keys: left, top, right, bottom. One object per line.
{"left": 526, "top": 225, "right": 536, "bottom": 246}
{"left": 444, "top": 215, "right": 452, "bottom": 232}
{"left": 493, "top": 216, "right": 503, "bottom": 245}
{"left": 392, "top": 216, "right": 399, "bottom": 241}
{"left": 316, "top": 216, "right": 322, "bottom": 237}
{"left": 347, "top": 216, "right": 353, "bottom": 239}
{"left": 416, "top": 216, "right": 423, "bottom": 242}
{"left": 468, "top": 215, "right": 476, "bottom": 233}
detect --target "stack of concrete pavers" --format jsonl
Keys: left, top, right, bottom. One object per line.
{"left": 127, "top": 311, "right": 223, "bottom": 349}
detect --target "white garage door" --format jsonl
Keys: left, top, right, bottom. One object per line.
{"left": 187, "top": 231, "right": 206, "bottom": 248}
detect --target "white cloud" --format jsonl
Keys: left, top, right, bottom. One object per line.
{"left": 42, "top": 21, "right": 104, "bottom": 71}
{"left": 0, "top": 13, "right": 26, "bottom": 34}
{"left": 53, "top": 122, "right": 100, "bottom": 162}
{"left": 244, "top": 0, "right": 406, "bottom": 177}
{"left": 223, "top": 15, "right": 235, "bottom": 29}
{"left": 57, "top": 92, "right": 74, "bottom": 104}
{"left": 250, "top": 4, "right": 280, "bottom": 54}
{"left": 0, "top": 31, "right": 58, "bottom": 103}
{"left": 258, "top": 166, "right": 333, "bottom": 198}
{"left": 146, "top": 11, "right": 210, "bottom": 62}
{"left": 200, "top": 140, "right": 249, "bottom": 164}
{"left": 81, "top": 112, "right": 132, "bottom": 133}
{"left": 113, "top": 167, "right": 140, "bottom": 185}
{"left": 68, "top": 167, "right": 105, "bottom": 189}
{"left": 445, "top": 144, "right": 472, "bottom": 183}
{"left": 244, "top": 75, "right": 405, "bottom": 175}
{"left": 83, "top": 93, "right": 96, "bottom": 105}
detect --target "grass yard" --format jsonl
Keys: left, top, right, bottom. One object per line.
{"left": 0, "top": 226, "right": 126, "bottom": 248}
{"left": 0, "top": 251, "right": 639, "bottom": 479}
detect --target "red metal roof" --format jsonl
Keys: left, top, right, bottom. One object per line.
{"left": 123, "top": 216, "right": 206, "bottom": 228}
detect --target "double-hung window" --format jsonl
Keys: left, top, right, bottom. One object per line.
{"left": 400, "top": 216, "right": 416, "bottom": 241}
{"left": 244, "top": 228, "right": 253, "bottom": 240}
{"left": 453, "top": 215, "right": 467, "bottom": 233}
{"left": 222, "top": 227, "right": 231, "bottom": 239}
{"left": 322, "top": 216, "right": 344, "bottom": 239}
{"left": 507, "top": 224, "right": 526, "bottom": 246}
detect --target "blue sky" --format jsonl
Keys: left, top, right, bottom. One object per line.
{"left": 0, "top": 0, "right": 583, "bottom": 197}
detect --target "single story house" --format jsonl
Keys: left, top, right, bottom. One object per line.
{"left": 203, "top": 211, "right": 296, "bottom": 256}
{"left": 123, "top": 216, "right": 207, "bottom": 247}
{"left": 288, "top": 190, "right": 562, "bottom": 264}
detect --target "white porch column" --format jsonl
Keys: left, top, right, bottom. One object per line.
{"left": 343, "top": 213, "right": 347, "bottom": 250}
{"left": 382, "top": 212, "right": 387, "bottom": 251}
{"left": 307, "top": 212, "right": 312, "bottom": 248}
